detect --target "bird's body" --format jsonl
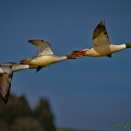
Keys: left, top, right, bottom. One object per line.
{"left": 0, "top": 62, "right": 38, "bottom": 103}
{"left": 20, "top": 40, "right": 82, "bottom": 71}
{"left": 82, "top": 44, "right": 126, "bottom": 57}
{"left": 24, "top": 55, "right": 67, "bottom": 66}
{"left": 73, "top": 21, "right": 131, "bottom": 57}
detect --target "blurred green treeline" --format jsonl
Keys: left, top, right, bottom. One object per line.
{"left": 0, "top": 93, "right": 56, "bottom": 131}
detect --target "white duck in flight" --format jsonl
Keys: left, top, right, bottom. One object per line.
{"left": 0, "top": 62, "right": 38, "bottom": 103}
{"left": 73, "top": 20, "right": 131, "bottom": 57}
{"left": 20, "top": 40, "right": 82, "bottom": 72}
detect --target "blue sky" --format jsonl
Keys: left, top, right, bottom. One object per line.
{"left": 1, "top": 0, "right": 131, "bottom": 130}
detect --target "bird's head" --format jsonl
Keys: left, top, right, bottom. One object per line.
{"left": 72, "top": 49, "right": 88, "bottom": 56}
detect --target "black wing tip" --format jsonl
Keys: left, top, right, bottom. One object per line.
{"left": 28, "top": 40, "right": 32, "bottom": 43}
{"left": 28, "top": 40, "right": 36, "bottom": 43}
{"left": 0, "top": 94, "right": 8, "bottom": 104}
{"left": 99, "top": 20, "right": 105, "bottom": 25}
{"left": 28, "top": 39, "right": 51, "bottom": 45}
{"left": 3, "top": 99, "right": 8, "bottom": 104}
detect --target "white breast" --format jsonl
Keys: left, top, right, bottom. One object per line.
{"left": 86, "top": 45, "right": 111, "bottom": 57}
{"left": 12, "top": 64, "right": 29, "bottom": 72}
{"left": 31, "top": 56, "right": 58, "bottom": 66}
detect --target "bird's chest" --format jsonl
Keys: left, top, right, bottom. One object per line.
{"left": 86, "top": 46, "right": 111, "bottom": 57}
{"left": 32, "top": 56, "right": 57, "bottom": 66}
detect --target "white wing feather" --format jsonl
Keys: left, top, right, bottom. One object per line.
{"left": 28, "top": 40, "right": 54, "bottom": 56}
{"left": 92, "top": 21, "right": 110, "bottom": 47}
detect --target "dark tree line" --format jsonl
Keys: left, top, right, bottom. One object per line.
{"left": 0, "top": 94, "right": 56, "bottom": 131}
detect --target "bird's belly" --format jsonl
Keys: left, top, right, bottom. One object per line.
{"left": 31, "top": 56, "right": 57, "bottom": 66}
{"left": 86, "top": 46, "right": 111, "bottom": 57}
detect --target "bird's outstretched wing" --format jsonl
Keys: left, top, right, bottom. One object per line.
{"left": 92, "top": 20, "right": 110, "bottom": 47}
{"left": 28, "top": 40, "right": 54, "bottom": 56}
{"left": 0, "top": 73, "right": 13, "bottom": 103}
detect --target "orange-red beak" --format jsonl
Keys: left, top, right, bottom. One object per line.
{"left": 66, "top": 53, "right": 84, "bottom": 59}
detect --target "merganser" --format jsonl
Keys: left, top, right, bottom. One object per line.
{"left": 0, "top": 62, "right": 38, "bottom": 103}
{"left": 20, "top": 40, "right": 82, "bottom": 72}
{"left": 73, "top": 20, "right": 131, "bottom": 58}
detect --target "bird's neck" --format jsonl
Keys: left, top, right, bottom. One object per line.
{"left": 57, "top": 56, "right": 67, "bottom": 61}
{"left": 12, "top": 64, "right": 29, "bottom": 72}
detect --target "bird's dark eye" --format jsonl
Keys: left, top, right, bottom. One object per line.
{"left": 10, "top": 65, "right": 13, "bottom": 68}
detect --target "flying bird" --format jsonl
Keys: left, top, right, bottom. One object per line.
{"left": 20, "top": 40, "right": 82, "bottom": 72}
{"left": 0, "top": 62, "right": 38, "bottom": 103}
{"left": 73, "top": 20, "right": 131, "bottom": 57}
